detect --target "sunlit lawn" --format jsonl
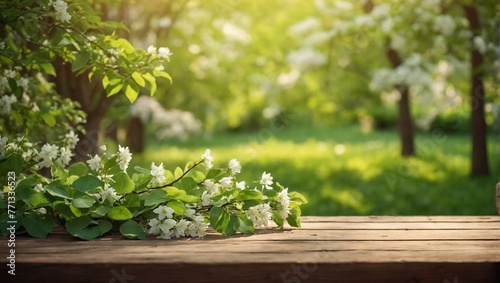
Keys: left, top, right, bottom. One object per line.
{"left": 130, "top": 125, "right": 499, "bottom": 216}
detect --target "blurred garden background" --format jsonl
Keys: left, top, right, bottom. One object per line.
{"left": 2, "top": 0, "right": 500, "bottom": 216}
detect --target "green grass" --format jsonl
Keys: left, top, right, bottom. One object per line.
{"left": 130, "top": 125, "right": 500, "bottom": 216}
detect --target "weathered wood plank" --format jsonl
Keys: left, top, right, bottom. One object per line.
{"left": 1, "top": 216, "right": 499, "bottom": 282}
{"left": 301, "top": 216, "right": 500, "bottom": 222}
{"left": 8, "top": 262, "right": 500, "bottom": 283}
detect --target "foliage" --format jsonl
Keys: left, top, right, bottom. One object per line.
{"left": 0, "top": 141, "right": 306, "bottom": 239}
{"left": 137, "top": 125, "right": 498, "bottom": 216}
{"left": 0, "top": 0, "right": 172, "bottom": 144}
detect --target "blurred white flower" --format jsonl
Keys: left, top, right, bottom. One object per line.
{"left": 228, "top": 159, "right": 241, "bottom": 175}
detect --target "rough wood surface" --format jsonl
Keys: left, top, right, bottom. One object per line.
{"left": 496, "top": 182, "right": 500, "bottom": 215}
{"left": 1, "top": 216, "right": 499, "bottom": 282}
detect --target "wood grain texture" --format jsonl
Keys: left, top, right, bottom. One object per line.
{"left": 1, "top": 216, "right": 499, "bottom": 282}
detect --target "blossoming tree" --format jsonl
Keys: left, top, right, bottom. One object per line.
{"left": 0, "top": 0, "right": 307, "bottom": 239}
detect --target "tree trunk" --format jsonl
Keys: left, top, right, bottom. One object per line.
{"left": 397, "top": 85, "right": 415, "bottom": 156}
{"left": 126, "top": 117, "right": 145, "bottom": 153}
{"left": 51, "top": 57, "right": 116, "bottom": 161}
{"left": 463, "top": 5, "right": 489, "bottom": 176}
{"left": 386, "top": 45, "right": 415, "bottom": 157}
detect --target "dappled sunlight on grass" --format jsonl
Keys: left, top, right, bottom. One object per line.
{"left": 133, "top": 125, "right": 499, "bottom": 216}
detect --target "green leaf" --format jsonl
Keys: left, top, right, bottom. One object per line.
{"left": 209, "top": 206, "right": 229, "bottom": 233}
{"left": 0, "top": 153, "right": 23, "bottom": 176}
{"left": 238, "top": 215, "right": 254, "bottom": 234}
{"left": 142, "top": 72, "right": 157, "bottom": 96}
{"left": 66, "top": 216, "right": 111, "bottom": 240}
{"left": 263, "top": 189, "right": 278, "bottom": 199}
{"left": 17, "top": 177, "right": 38, "bottom": 189}
{"left": 144, "top": 189, "right": 168, "bottom": 207}
{"left": 68, "top": 162, "right": 89, "bottom": 177}
{"left": 206, "top": 169, "right": 225, "bottom": 179}
{"left": 40, "top": 63, "right": 56, "bottom": 76}
{"left": 46, "top": 181, "right": 73, "bottom": 199}
{"left": 153, "top": 70, "right": 173, "bottom": 83}
{"left": 99, "top": 220, "right": 113, "bottom": 235}
{"left": 119, "top": 220, "right": 147, "bottom": 240}
{"left": 174, "top": 167, "right": 183, "bottom": 179}
{"left": 132, "top": 173, "right": 153, "bottom": 189}
{"left": 40, "top": 110, "right": 56, "bottom": 126}
{"left": 187, "top": 170, "right": 206, "bottom": 184}
{"left": 125, "top": 83, "right": 139, "bottom": 103}
{"left": 167, "top": 199, "right": 186, "bottom": 215}
{"left": 134, "top": 166, "right": 151, "bottom": 174}
{"left": 273, "top": 210, "right": 284, "bottom": 228}
{"left": 71, "top": 51, "right": 91, "bottom": 72}
{"left": 235, "top": 190, "right": 263, "bottom": 201}
{"left": 165, "top": 170, "right": 175, "bottom": 184}
{"left": 90, "top": 206, "right": 112, "bottom": 217}
{"left": 72, "top": 194, "right": 96, "bottom": 208}
{"left": 107, "top": 206, "right": 133, "bottom": 220}
{"left": 131, "top": 71, "right": 145, "bottom": 87}
{"left": 23, "top": 215, "right": 54, "bottom": 238}
{"left": 289, "top": 191, "right": 308, "bottom": 205}
{"left": 225, "top": 215, "right": 239, "bottom": 236}
{"left": 113, "top": 172, "right": 135, "bottom": 194}
{"left": 242, "top": 199, "right": 263, "bottom": 210}
{"left": 106, "top": 82, "right": 123, "bottom": 97}
{"left": 176, "top": 194, "right": 199, "bottom": 203}
{"left": 27, "top": 193, "right": 51, "bottom": 208}
{"left": 54, "top": 201, "right": 76, "bottom": 220}
{"left": 165, "top": 186, "right": 185, "bottom": 198}
{"left": 287, "top": 206, "right": 302, "bottom": 228}
{"left": 122, "top": 194, "right": 140, "bottom": 208}
{"left": 178, "top": 177, "right": 197, "bottom": 192}
{"left": 72, "top": 175, "right": 103, "bottom": 192}
{"left": 69, "top": 204, "right": 82, "bottom": 217}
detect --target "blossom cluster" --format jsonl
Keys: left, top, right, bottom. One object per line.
{"left": 147, "top": 45, "right": 173, "bottom": 61}
{"left": 148, "top": 205, "right": 208, "bottom": 239}
{"left": 0, "top": 131, "right": 79, "bottom": 168}
{"left": 49, "top": 0, "right": 72, "bottom": 23}
{"left": 129, "top": 96, "right": 202, "bottom": 141}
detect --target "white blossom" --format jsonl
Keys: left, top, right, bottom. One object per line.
{"left": 473, "top": 36, "right": 487, "bottom": 54}
{"left": 117, "top": 145, "right": 132, "bottom": 171}
{"left": 203, "top": 179, "right": 220, "bottom": 194}
{"left": 148, "top": 218, "right": 161, "bottom": 234}
{"left": 87, "top": 155, "right": 101, "bottom": 171}
{"left": 219, "top": 176, "right": 233, "bottom": 188}
{"left": 236, "top": 181, "right": 246, "bottom": 190}
{"left": 0, "top": 95, "right": 17, "bottom": 115}
{"left": 172, "top": 219, "right": 190, "bottom": 238}
{"left": 38, "top": 143, "right": 59, "bottom": 168}
{"left": 186, "top": 215, "right": 207, "bottom": 238}
{"left": 259, "top": 171, "right": 273, "bottom": 190}
{"left": 277, "top": 188, "right": 291, "bottom": 221}
{"left": 150, "top": 162, "right": 166, "bottom": 186}
{"left": 247, "top": 203, "right": 272, "bottom": 227}
{"left": 201, "top": 191, "right": 213, "bottom": 206}
{"left": 433, "top": 15, "right": 456, "bottom": 36}
{"left": 287, "top": 17, "right": 321, "bottom": 37}
{"left": 228, "top": 158, "right": 241, "bottom": 175}
{"left": 287, "top": 48, "right": 327, "bottom": 71}
{"left": 158, "top": 47, "right": 173, "bottom": 59}
{"left": 153, "top": 205, "right": 174, "bottom": 220}
{"left": 17, "top": 77, "right": 29, "bottom": 90}
{"left": 65, "top": 130, "right": 79, "bottom": 149}
{"left": 0, "top": 136, "right": 7, "bottom": 156}
{"left": 51, "top": 0, "right": 72, "bottom": 23}
{"left": 58, "top": 147, "right": 73, "bottom": 165}
{"left": 201, "top": 149, "right": 214, "bottom": 169}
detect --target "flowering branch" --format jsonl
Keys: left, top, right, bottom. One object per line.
{"left": 0, "top": 137, "right": 307, "bottom": 240}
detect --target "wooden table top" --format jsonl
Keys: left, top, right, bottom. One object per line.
{"left": 2, "top": 216, "right": 500, "bottom": 282}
